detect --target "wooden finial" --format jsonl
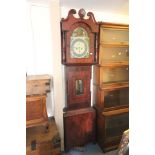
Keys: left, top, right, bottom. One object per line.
{"left": 78, "top": 8, "right": 86, "bottom": 19}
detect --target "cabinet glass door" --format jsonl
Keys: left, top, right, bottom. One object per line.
{"left": 100, "top": 27, "right": 129, "bottom": 44}
{"left": 105, "top": 113, "right": 129, "bottom": 138}
{"left": 99, "top": 46, "right": 129, "bottom": 64}
{"left": 104, "top": 87, "right": 129, "bottom": 108}
{"left": 100, "top": 66, "right": 129, "bottom": 84}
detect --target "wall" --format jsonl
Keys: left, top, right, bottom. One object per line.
{"left": 26, "top": 1, "right": 54, "bottom": 117}
{"left": 49, "top": 0, "right": 65, "bottom": 151}
{"left": 26, "top": 0, "right": 128, "bottom": 151}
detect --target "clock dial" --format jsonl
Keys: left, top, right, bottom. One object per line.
{"left": 71, "top": 38, "right": 89, "bottom": 58}
{"left": 70, "top": 27, "right": 89, "bottom": 58}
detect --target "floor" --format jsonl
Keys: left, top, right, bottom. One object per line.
{"left": 61, "top": 143, "right": 118, "bottom": 155}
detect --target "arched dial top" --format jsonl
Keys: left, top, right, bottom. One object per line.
{"left": 70, "top": 27, "right": 89, "bottom": 58}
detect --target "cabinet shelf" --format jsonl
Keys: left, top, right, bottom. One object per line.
{"left": 101, "top": 81, "right": 129, "bottom": 90}
{"left": 93, "top": 66, "right": 129, "bottom": 85}
{"left": 102, "top": 108, "right": 128, "bottom": 116}
{"left": 99, "top": 45, "right": 129, "bottom": 65}
{"left": 100, "top": 23, "right": 129, "bottom": 29}
{"left": 93, "top": 84, "right": 128, "bottom": 111}
{"left": 100, "top": 26, "right": 129, "bottom": 45}
{"left": 95, "top": 106, "right": 129, "bottom": 152}
{"left": 100, "top": 42, "right": 129, "bottom": 47}
{"left": 99, "top": 61, "right": 129, "bottom": 67}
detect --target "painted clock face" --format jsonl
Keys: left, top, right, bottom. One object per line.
{"left": 71, "top": 38, "right": 89, "bottom": 58}
{"left": 70, "top": 27, "right": 89, "bottom": 58}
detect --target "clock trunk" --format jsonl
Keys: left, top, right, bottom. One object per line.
{"left": 65, "top": 66, "right": 91, "bottom": 110}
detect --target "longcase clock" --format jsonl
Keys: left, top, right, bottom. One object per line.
{"left": 61, "top": 8, "right": 99, "bottom": 152}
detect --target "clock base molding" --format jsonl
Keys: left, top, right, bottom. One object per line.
{"left": 63, "top": 101, "right": 90, "bottom": 111}
{"left": 63, "top": 107, "right": 96, "bottom": 152}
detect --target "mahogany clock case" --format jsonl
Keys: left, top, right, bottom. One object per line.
{"left": 61, "top": 9, "right": 99, "bottom": 65}
{"left": 65, "top": 65, "right": 91, "bottom": 110}
{"left": 61, "top": 8, "right": 99, "bottom": 152}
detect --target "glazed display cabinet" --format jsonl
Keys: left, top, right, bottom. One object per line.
{"left": 93, "top": 23, "right": 129, "bottom": 152}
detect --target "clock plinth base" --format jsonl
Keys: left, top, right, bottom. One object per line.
{"left": 63, "top": 107, "right": 96, "bottom": 152}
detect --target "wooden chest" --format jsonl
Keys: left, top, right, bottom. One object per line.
{"left": 26, "top": 74, "right": 51, "bottom": 129}
{"left": 63, "top": 107, "right": 96, "bottom": 152}
{"left": 26, "top": 117, "right": 61, "bottom": 155}
{"left": 26, "top": 74, "right": 51, "bottom": 96}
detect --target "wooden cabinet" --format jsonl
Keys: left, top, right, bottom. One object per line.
{"left": 93, "top": 23, "right": 129, "bottom": 152}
